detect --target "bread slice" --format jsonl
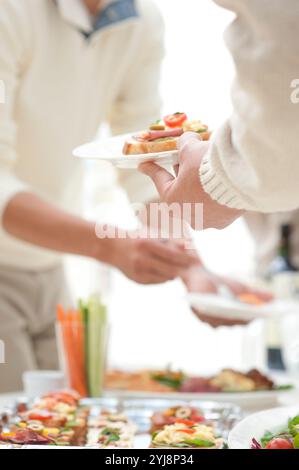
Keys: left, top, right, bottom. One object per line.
{"left": 199, "top": 131, "right": 211, "bottom": 141}
{"left": 123, "top": 137, "right": 178, "bottom": 155}
{"left": 123, "top": 129, "right": 211, "bottom": 156}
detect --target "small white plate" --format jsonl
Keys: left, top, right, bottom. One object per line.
{"left": 228, "top": 405, "right": 299, "bottom": 449}
{"left": 73, "top": 133, "right": 179, "bottom": 169}
{"left": 186, "top": 294, "right": 299, "bottom": 322}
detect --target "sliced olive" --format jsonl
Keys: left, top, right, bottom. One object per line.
{"left": 175, "top": 407, "right": 192, "bottom": 419}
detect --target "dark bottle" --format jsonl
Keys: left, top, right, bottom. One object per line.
{"left": 266, "top": 224, "right": 298, "bottom": 371}
{"left": 269, "top": 224, "right": 297, "bottom": 275}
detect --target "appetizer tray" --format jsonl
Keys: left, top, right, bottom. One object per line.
{"left": 0, "top": 394, "right": 241, "bottom": 450}
{"left": 228, "top": 405, "right": 299, "bottom": 449}
{"left": 104, "top": 368, "right": 295, "bottom": 411}
{"left": 73, "top": 133, "right": 179, "bottom": 169}
{"left": 103, "top": 389, "right": 292, "bottom": 412}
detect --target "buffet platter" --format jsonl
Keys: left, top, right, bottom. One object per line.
{"left": 104, "top": 368, "right": 295, "bottom": 411}
{"left": 0, "top": 390, "right": 241, "bottom": 449}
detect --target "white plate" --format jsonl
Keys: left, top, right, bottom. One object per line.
{"left": 228, "top": 405, "right": 299, "bottom": 449}
{"left": 187, "top": 294, "right": 299, "bottom": 322}
{"left": 104, "top": 387, "right": 295, "bottom": 412}
{"left": 73, "top": 133, "right": 179, "bottom": 169}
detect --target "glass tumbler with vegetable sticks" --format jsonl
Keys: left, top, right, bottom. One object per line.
{"left": 56, "top": 294, "right": 108, "bottom": 397}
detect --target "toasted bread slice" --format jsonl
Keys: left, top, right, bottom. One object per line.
{"left": 123, "top": 137, "right": 178, "bottom": 156}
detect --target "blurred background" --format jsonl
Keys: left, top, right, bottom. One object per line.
{"left": 66, "top": 0, "right": 263, "bottom": 376}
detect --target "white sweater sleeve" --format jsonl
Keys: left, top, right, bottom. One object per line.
{"left": 200, "top": 0, "right": 299, "bottom": 212}
{"left": 109, "top": 0, "right": 164, "bottom": 203}
{"left": 0, "top": 1, "right": 31, "bottom": 221}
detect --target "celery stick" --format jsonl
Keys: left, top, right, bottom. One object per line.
{"left": 87, "top": 295, "right": 107, "bottom": 397}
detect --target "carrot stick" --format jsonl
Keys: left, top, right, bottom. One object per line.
{"left": 65, "top": 311, "right": 83, "bottom": 395}
{"left": 60, "top": 309, "right": 81, "bottom": 394}
{"left": 57, "top": 304, "right": 65, "bottom": 322}
{"left": 70, "top": 309, "right": 87, "bottom": 396}
{"left": 75, "top": 311, "right": 87, "bottom": 392}
{"left": 57, "top": 306, "right": 76, "bottom": 389}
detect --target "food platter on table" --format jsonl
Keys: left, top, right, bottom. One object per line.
{"left": 104, "top": 367, "right": 295, "bottom": 410}
{"left": 0, "top": 390, "right": 241, "bottom": 449}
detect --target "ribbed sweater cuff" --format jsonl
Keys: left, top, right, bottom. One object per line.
{"left": 199, "top": 152, "right": 255, "bottom": 211}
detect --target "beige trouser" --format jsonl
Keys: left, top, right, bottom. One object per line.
{"left": 0, "top": 264, "right": 71, "bottom": 393}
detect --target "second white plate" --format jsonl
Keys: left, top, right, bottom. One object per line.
{"left": 187, "top": 294, "right": 299, "bottom": 322}
{"left": 73, "top": 133, "right": 179, "bottom": 169}
{"left": 228, "top": 405, "right": 299, "bottom": 449}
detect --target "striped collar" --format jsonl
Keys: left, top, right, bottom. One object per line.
{"left": 56, "top": 0, "right": 138, "bottom": 35}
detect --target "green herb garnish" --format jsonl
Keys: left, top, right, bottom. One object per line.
{"left": 101, "top": 427, "right": 121, "bottom": 445}
{"left": 293, "top": 434, "right": 299, "bottom": 449}
{"left": 289, "top": 415, "right": 299, "bottom": 427}
{"left": 151, "top": 370, "right": 185, "bottom": 389}
{"left": 261, "top": 430, "right": 276, "bottom": 448}
{"left": 183, "top": 438, "right": 215, "bottom": 448}
{"left": 275, "top": 384, "right": 294, "bottom": 391}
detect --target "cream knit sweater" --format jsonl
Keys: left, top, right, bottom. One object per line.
{"left": 0, "top": 0, "right": 163, "bottom": 269}
{"left": 201, "top": 0, "right": 299, "bottom": 213}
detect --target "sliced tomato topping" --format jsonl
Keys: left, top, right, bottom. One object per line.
{"left": 178, "top": 429, "right": 196, "bottom": 434}
{"left": 164, "top": 113, "right": 187, "bottom": 128}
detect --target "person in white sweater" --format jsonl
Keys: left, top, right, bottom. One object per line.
{"left": 141, "top": 0, "right": 299, "bottom": 229}
{"left": 0, "top": 0, "right": 203, "bottom": 392}
{"left": 0, "top": 0, "right": 276, "bottom": 391}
